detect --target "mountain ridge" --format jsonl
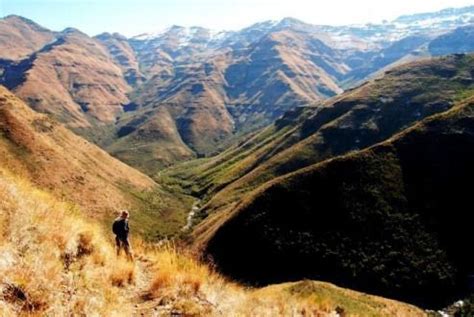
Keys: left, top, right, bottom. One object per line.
{"left": 0, "top": 85, "right": 194, "bottom": 239}
{"left": 0, "top": 5, "right": 473, "bottom": 173}
{"left": 165, "top": 54, "right": 474, "bottom": 228}
{"left": 204, "top": 91, "right": 474, "bottom": 309}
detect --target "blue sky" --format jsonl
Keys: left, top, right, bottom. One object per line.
{"left": 1, "top": 0, "right": 473, "bottom": 36}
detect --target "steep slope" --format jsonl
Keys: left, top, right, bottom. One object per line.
{"left": 343, "top": 34, "right": 432, "bottom": 84}
{"left": 1, "top": 8, "right": 473, "bottom": 175}
{"left": 0, "top": 86, "right": 192, "bottom": 239}
{"left": 8, "top": 29, "right": 129, "bottom": 128}
{"left": 0, "top": 15, "right": 56, "bottom": 60}
{"left": 0, "top": 26, "right": 131, "bottom": 142}
{"left": 95, "top": 32, "right": 145, "bottom": 86}
{"left": 107, "top": 105, "right": 197, "bottom": 173}
{"left": 129, "top": 25, "right": 222, "bottom": 76}
{"left": 204, "top": 95, "right": 474, "bottom": 308}
{"left": 224, "top": 29, "right": 345, "bottom": 128}
{"left": 112, "top": 53, "right": 234, "bottom": 168}
{"left": 0, "top": 167, "right": 426, "bottom": 316}
{"left": 165, "top": 54, "right": 474, "bottom": 223}
{"left": 0, "top": 169, "right": 138, "bottom": 315}
{"left": 112, "top": 21, "right": 347, "bottom": 171}
{"left": 116, "top": 8, "right": 474, "bottom": 173}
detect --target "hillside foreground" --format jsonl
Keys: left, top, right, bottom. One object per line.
{"left": 0, "top": 168, "right": 426, "bottom": 316}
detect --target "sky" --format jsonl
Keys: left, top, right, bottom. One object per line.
{"left": 1, "top": 0, "right": 473, "bottom": 37}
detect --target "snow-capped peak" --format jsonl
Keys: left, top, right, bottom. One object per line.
{"left": 132, "top": 25, "right": 229, "bottom": 42}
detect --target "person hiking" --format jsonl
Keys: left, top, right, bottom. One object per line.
{"left": 112, "top": 210, "right": 134, "bottom": 261}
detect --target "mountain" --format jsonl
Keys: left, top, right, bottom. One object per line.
{"left": 319, "top": 5, "right": 474, "bottom": 49}
{"left": 223, "top": 29, "right": 344, "bottom": 120}
{"left": 0, "top": 15, "right": 56, "bottom": 60}
{"left": 0, "top": 26, "right": 131, "bottom": 141}
{"left": 0, "top": 84, "right": 151, "bottom": 210}
{"left": 0, "top": 85, "right": 193, "bottom": 239}
{"left": 106, "top": 6, "right": 474, "bottom": 172}
{"left": 95, "top": 32, "right": 145, "bottom": 86}
{"left": 1, "top": 6, "right": 474, "bottom": 175}
{"left": 117, "top": 23, "right": 346, "bottom": 170}
{"left": 121, "top": 20, "right": 346, "bottom": 165}
{"left": 158, "top": 55, "right": 474, "bottom": 307}
{"left": 1, "top": 5, "right": 474, "bottom": 315}
{"left": 132, "top": 5, "right": 474, "bottom": 52}
{"left": 394, "top": 5, "right": 474, "bottom": 25}
{"left": 204, "top": 89, "right": 474, "bottom": 309}
{"left": 429, "top": 25, "right": 474, "bottom": 56}
{"left": 165, "top": 54, "right": 474, "bottom": 226}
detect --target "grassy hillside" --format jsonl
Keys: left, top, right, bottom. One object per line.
{"left": 204, "top": 95, "right": 474, "bottom": 308}
{"left": 0, "top": 167, "right": 426, "bottom": 316}
{"left": 0, "top": 85, "right": 192, "bottom": 240}
{"left": 164, "top": 54, "right": 474, "bottom": 232}
{"left": 0, "top": 168, "right": 136, "bottom": 315}
{"left": 161, "top": 119, "right": 304, "bottom": 198}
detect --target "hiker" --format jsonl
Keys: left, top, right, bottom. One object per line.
{"left": 112, "top": 210, "right": 134, "bottom": 261}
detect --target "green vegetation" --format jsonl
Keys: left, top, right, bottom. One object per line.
{"left": 160, "top": 123, "right": 299, "bottom": 202}
{"left": 2, "top": 166, "right": 426, "bottom": 316}
{"left": 119, "top": 185, "right": 195, "bottom": 241}
{"left": 286, "top": 281, "right": 423, "bottom": 317}
{"left": 140, "top": 55, "right": 474, "bottom": 255}
{"left": 165, "top": 54, "right": 474, "bottom": 229}
{"left": 0, "top": 85, "right": 195, "bottom": 243}
{"left": 205, "top": 94, "right": 474, "bottom": 308}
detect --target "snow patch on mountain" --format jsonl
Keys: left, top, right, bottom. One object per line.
{"left": 130, "top": 5, "right": 474, "bottom": 51}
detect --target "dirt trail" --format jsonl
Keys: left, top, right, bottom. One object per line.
{"left": 117, "top": 198, "right": 202, "bottom": 315}
{"left": 126, "top": 256, "right": 162, "bottom": 316}
{"left": 129, "top": 255, "right": 211, "bottom": 316}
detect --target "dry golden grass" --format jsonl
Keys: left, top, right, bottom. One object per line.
{"left": 139, "top": 243, "right": 426, "bottom": 317}
{"left": 0, "top": 167, "right": 426, "bottom": 316}
{"left": 0, "top": 168, "right": 135, "bottom": 316}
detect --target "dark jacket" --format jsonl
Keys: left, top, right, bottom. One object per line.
{"left": 112, "top": 218, "right": 129, "bottom": 239}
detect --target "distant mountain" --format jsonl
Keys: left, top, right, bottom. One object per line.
{"left": 429, "top": 25, "right": 474, "bottom": 56}
{"left": 1, "top": 5, "right": 474, "bottom": 312}
{"left": 108, "top": 5, "right": 474, "bottom": 172}
{"left": 395, "top": 5, "right": 474, "bottom": 24}
{"left": 203, "top": 69, "right": 474, "bottom": 309}
{"left": 0, "top": 5, "right": 473, "bottom": 173}
{"left": 0, "top": 15, "right": 56, "bottom": 60}
{"left": 95, "top": 32, "right": 145, "bottom": 86}
{"left": 132, "top": 5, "right": 474, "bottom": 51}
{"left": 0, "top": 26, "right": 131, "bottom": 137}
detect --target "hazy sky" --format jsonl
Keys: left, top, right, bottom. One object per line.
{"left": 1, "top": 0, "right": 473, "bottom": 37}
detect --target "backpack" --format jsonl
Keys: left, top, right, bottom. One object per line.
{"left": 112, "top": 219, "right": 121, "bottom": 235}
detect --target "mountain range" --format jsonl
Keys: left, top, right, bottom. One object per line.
{"left": 1, "top": 4, "right": 474, "bottom": 314}
{"left": 1, "top": 6, "right": 473, "bottom": 173}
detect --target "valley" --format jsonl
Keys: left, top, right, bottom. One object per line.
{"left": 0, "top": 3, "right": 474, "bottom": 316}
{"left": 1, "top": 7, "right": 473, "bottom": 174}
